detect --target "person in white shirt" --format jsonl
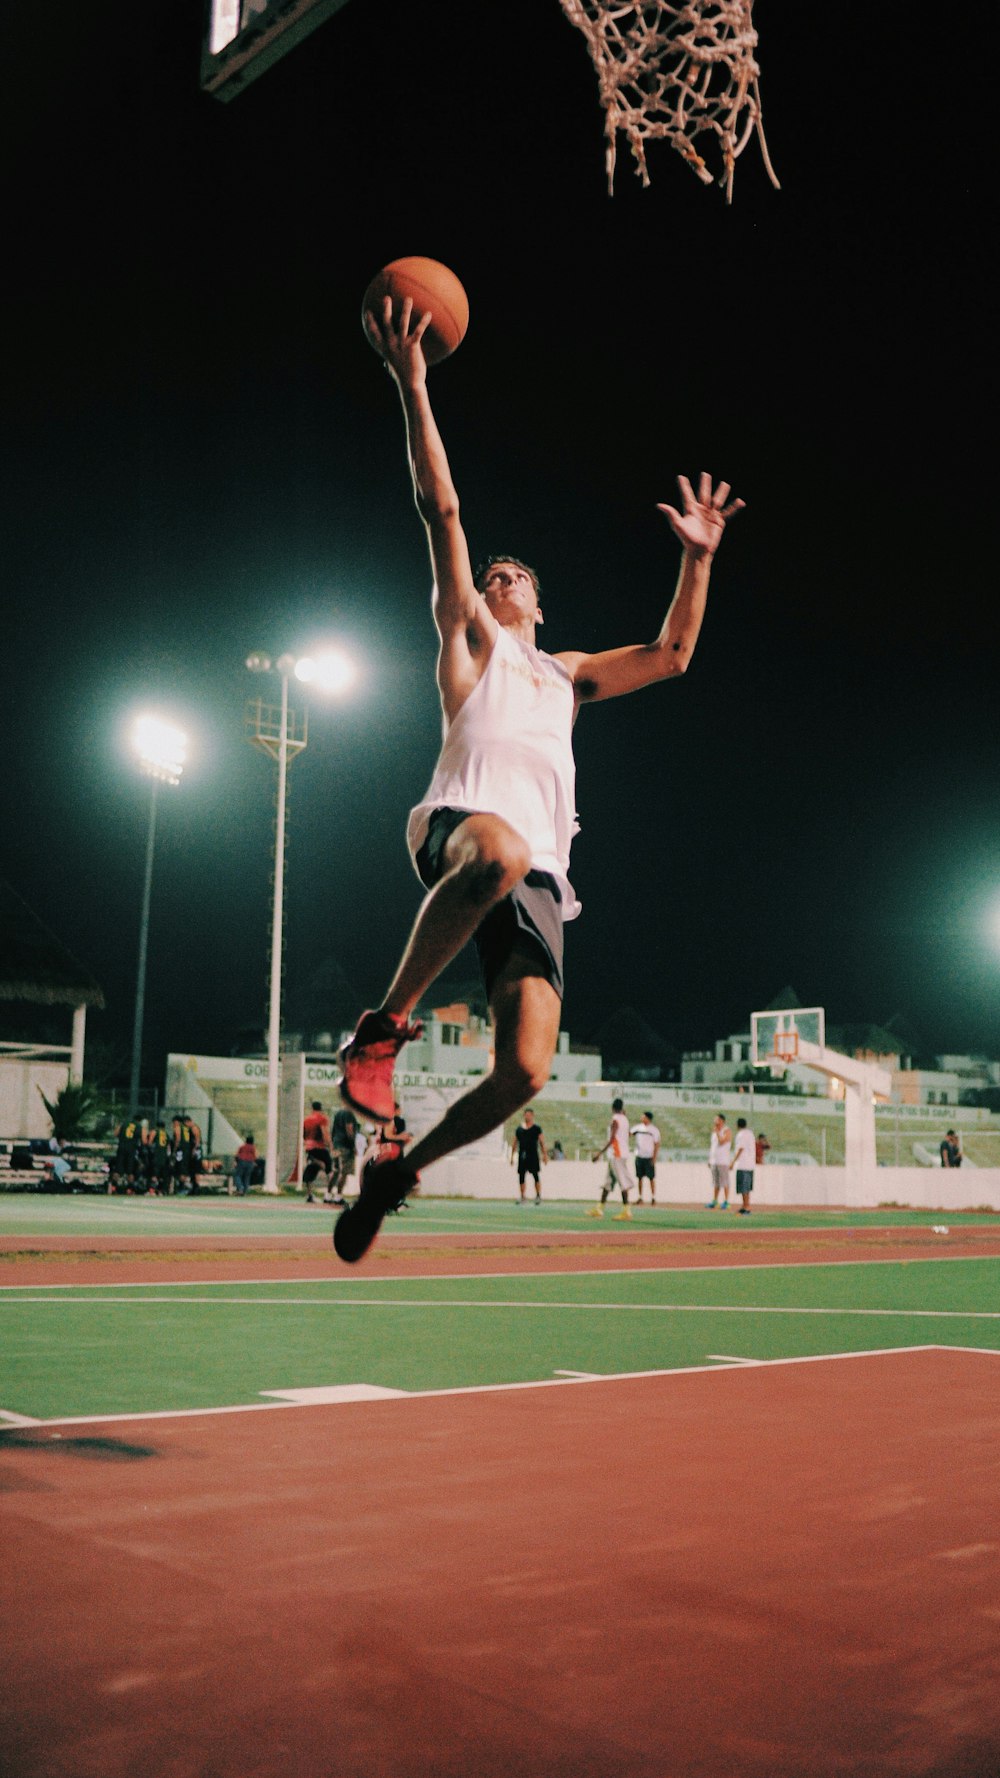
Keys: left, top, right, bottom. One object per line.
{"left": 630, "top": 1111, "right": 661, "bottom": 1206}
{"left": 589, "top": 1098, "right": 636, "bottom": 1220}
{"left": 706, "top": 1114, "right": 732, "bottom": 1208}
{"left": 730, "top": 1116, "right": 756, "bottom": 1214}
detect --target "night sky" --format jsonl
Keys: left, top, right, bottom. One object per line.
{"left": 2, "top": 0, "right": 995, "bottom": 1083}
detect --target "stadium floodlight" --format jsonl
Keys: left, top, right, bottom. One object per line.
{"left": 132, "top": 714, "right": 187, "bottom": 786}
{"left": 128, "top": 714, "right": 188, "bottom": 1112}
{"left": 294, "top": 648, "right": 356, "bottom": 695}
{"left": 245, "top": 647, "right": 358, "bottom": 1193}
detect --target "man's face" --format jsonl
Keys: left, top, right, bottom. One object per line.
{"left": 480, "top": 562, "right": 540, "bottom": 626}
{"left": 524, "top": 1111, "right": 534, "bottom": 1124}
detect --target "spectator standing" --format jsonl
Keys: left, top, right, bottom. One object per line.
{"left": 589, "top": 1098, "right": 635, "bottom": 1220}
{"left": 302, "top": 1101, "right": 333, "bottom": 1203}
{"left": 730, "top": 1116, "right": 756, "bottom": 1214}
{"left": 234, "top": 1134, "right": 257, "bottom": 1197}
{"left": 110, "top": 1117, "right": 143, "bottom": 1194}
{"left": 939, "top": 1129, "right": 963, "bottom": 1168}
{"left": 630, "top": 1111, "right": 661, "bottom": 1206}
{"left": 183, "top": 1115, "right": 203, "bottom": 1194}
{"left": 148, "top": 1123, "right": 171, "bottom": 1195}
{"left": 511, "top": 1107, "right": 547, "bottom": 1203}
{"left": 376, "top": 1111, "right": 413, "bottom": 1215}
{"left": 706, "top": 1114, "right": 732, "bottom": 1209}
{"left": 755, "top": 1131, "right": 771, "bottom": 1167}
{"left": 328, "top": 1106, "right": 359, "bottom": 1205}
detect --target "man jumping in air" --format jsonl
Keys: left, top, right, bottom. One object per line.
{"left": 334, "top": 294, "right": 743, "bottom": 1262}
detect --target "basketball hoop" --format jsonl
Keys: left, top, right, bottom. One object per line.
{"left": 773, "top": 1033, "right": 799, "bottom": 1065}
{"left": 557, "top": 0, "right": 780, "bottom": 201}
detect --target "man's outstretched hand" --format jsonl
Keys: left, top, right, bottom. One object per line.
{"left": 364, "top": 294, "right": 431, "bottom": 389}
{"left": 658, "top": 473, "right": 745, "bottom": 559}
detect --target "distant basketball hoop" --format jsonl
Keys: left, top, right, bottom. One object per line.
{"left": 772, "top": 1032, "right": 799, "bottom": 1065}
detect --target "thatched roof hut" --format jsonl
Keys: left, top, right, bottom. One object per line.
{"left": 0, "top": 878, "right": 104, "bottom": 1010}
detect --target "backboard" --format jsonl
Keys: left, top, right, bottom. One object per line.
{"left": 202, "top": 0, "right": 353, "bottom": 101}
{"left": 750, "top": 1007, "right": 825, "bottom": 1068}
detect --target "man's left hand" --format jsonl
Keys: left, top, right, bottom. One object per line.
{"left": 658, "top": 472, "right": 745, "bottom": 559}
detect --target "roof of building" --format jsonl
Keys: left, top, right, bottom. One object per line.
{"left": 0, "top": 879, "right": 105, "bottom": 1008}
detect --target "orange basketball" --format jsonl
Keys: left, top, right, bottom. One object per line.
{"left": 361, "top": 256, "right": 469, "bottom": 365}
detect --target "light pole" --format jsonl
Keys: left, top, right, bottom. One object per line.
{"left": 129, "top": 715, "right": 187, "bottom": 1113}
{"left": 246, "top": 648, "right": 357, "bottom": 1193}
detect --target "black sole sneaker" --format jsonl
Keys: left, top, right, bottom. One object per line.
{"left": 332, "top": 1157, "right": 418, "bottom": 1264}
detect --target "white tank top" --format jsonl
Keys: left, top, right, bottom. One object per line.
{"left": 406, "top": 625, "right": 581, "bottom": 920}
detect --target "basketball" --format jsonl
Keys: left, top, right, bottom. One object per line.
{"left": 361, "top": 257, "right": 469, "bottom": 365}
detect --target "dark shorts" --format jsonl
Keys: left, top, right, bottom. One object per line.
{"left": 735, "top": 1169, "right": 754, "bottom": 1194}
{"left": 517, "top": 1158, "right": 541, "bottom": 1183}
{"left": 635, "top": 1156, "right": 656, "bottom": 1180}
{"left": 414, "top": 806, "right": 565, "bottom": 1001}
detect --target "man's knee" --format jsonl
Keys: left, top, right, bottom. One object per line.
{"left": 494, "top": 1027, "right": 557, "bottom": 1105}
{"left": 447, "top": 820, "right": 531, "bottom": 907}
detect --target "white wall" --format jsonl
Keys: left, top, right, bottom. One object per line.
{"left": 422, "top": 1156, "right": 1000, "bottom": 1212}
{"left": 0, "top": 1060, "right": 71, "bottom": 1137}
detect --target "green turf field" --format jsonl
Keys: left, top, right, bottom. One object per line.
{"left": 2, "top": 1194, "right": 997, "bottom": 1423}
{"left": 1, "top": 1194, "right": 998, "bottom": 1239}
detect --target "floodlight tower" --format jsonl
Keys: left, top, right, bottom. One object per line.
{"left": 129, "top": 716, "right": 187, "bottom": 1113}
{"left": 245, "top": 648, "right": 357, "bottom": 1194}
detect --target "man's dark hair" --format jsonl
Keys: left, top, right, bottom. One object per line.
{"left": 644, "top": 1110, "right": 653, "bottom": 1120}
{"left": 474, "top": 555, "right": 542, "bottom": 600}
{"left": 737, "top": 1117, "right": 747, "bottom": 1128}
{"left": 612, "top": 1097, "right": 624, "bottom": 1112}
{"left": 311, "top": 1101, "right": 322, "bottom": 1111}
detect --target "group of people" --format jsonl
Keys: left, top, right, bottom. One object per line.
{"left": 586, "top": 1101, "right": 663, "bottom": 1219}
{"left": 512, "top": 1100, "right": 772, "bottom": 1218}
{"left": 295, "top": 1100, "right": 412, "bottom": 1208}
{"left": 706, "top": 1113, "right": 769, "bottom": 1213}
{"left": 109, "top": 1115, "right": 202, "bottom": 1195}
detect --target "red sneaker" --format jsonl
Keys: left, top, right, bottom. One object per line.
{"left": 337, "top": 1008, "right": 423, "bottom": 1122}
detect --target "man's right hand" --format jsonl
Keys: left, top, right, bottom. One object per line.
{"left": 365, "top": 294, "right": 431, "bottom": 390}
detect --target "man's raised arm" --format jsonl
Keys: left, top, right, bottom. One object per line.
{"left": 364, "top": 295, "right": 481, "bottom": 639}
{"left": 557, "top": 473, "right": 744, "bottom": 704}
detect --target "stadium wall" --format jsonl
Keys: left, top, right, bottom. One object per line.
{"left": 426, "top": 1157, "right": 1000, "bottom": 1212}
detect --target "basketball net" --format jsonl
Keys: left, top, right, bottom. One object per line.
{"left": 557, "top": 0, "right": 780, "bottom": 201}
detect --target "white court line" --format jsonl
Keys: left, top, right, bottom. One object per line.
{"left": 3, "top": 1344, "right": 995, "bottom": 1432}
{"left": 2, "top": 1295, "right": 998, "bottom": 1318}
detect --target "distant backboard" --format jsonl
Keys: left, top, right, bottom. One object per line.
{"left": 201, "top": 0, "right": 353, "bottom": 101}
{"left": 751, "top": 1007, "right": 825, "bottom": 1067}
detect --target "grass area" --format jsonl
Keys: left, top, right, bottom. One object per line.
{"left": 2, "top": 1251, "right": 998, "bottom": 1422}
{"left": 0, "top": 1195, "right": 998, "bottom": 1242}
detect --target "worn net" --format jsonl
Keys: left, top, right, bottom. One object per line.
{"left": 558, "top": 0, "right": 780, "bottom": 201}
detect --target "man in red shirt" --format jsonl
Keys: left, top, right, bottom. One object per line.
{"left": 302, "top": 1101, "right": 333, "bottom": 1204}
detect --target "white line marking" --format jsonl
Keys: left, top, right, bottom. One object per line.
{"left": 0, "top": 1406, "right": 41, "bottom": 1425}
{"left": 9, "top": 1345, "right": 996, "bottom": 1431}
{"left": 553, "top": 1368, "right": 602, "bottom": 1379}
{"left": 706, "top": 1354, "right": 760, "bottom": 1366}
{"left": 259, "top": 1384, "right": 408, "bottom": 1403}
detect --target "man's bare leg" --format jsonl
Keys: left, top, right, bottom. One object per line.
{"left": 334, "top": 952, "right": 561, "bottom": 1263}
{"left": 406, "top": 959, "right": 561, "bottom": 1174}
{"left": 382, "top": 814, "right": 531, "bottom": 1020}
{"left": 338, "top": 814, "right": 532, "bottom": 1123}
